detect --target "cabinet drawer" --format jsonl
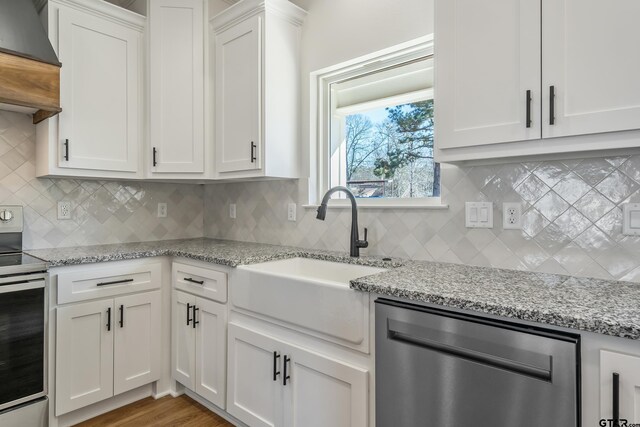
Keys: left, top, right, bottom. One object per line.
{"left": 57, "top": 262, "right": 162, "bottom": 304}
{"left": 173, "top": 262, "right": 228, "bottom": 303}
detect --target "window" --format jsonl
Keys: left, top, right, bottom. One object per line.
{"left": 312, "top": 37, "right": 441, "bottom": 207}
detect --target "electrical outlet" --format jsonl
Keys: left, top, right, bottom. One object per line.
{"left": 229, "top": 203, "right": 237, "bottom": 219}
{"left": 157, "top": 203, "right": 167, "bottom": 218}
{"left": 287, "top": 203, "right": 297, "bottom": 221}
{"left": 57, "top": 201, "right": 71, "bottom": 220}
{"left": 503, "top": 202, "right": 522, "bottom": 230}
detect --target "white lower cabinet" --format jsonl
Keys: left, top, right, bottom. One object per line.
{"left": 56, "top": 299, "right": 114, "bottom": 415}
{"left": 172, "top": 290, "right": 227, "bottom": 408}
{"left": 600, "top": 350, "right": 640, "bottom": 424}
{"left": 227, "top": 323, "right": 368, "bottom": 427}
{"left": 56, "top": 291, "right": 161, "bottom": 415}
{"left": 113, "top": 292, "right": 162, "bottom": 395}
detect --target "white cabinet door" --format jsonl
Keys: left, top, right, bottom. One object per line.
{"left": 227, "top": 323, "right": 283, "bottom": 427}
{"left": 55, "top": 300, "right": 114, "bottom": 416}
{"left": 215, "top": 15, "right": 262, "bottom": 173}
{"left": 542, "top": 0, "right": 640, "bottom": 139}
{"left": 113, "top": 291, "right": 161, "bottom": 395}
{"left": 283, "top": 345, "right": 368, "bottom": 427}
{"left": 600, "top": 350, "right": 640, "bottom": 424}
{"left": 57, "top": 4, "right": 141, "bottom": 172}
{"left": 149, "top": 0, "right": 205, "bottom": 174}
{"left": 195, "top": 297, "right": 227, "bottom": 408}
{"left": 173, "top": 290, "right": 196, "bottom": 389}
{"left": 435, "top": 0, "right": 541, "bottom": 149}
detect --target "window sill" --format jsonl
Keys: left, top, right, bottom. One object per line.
{"left": 303, "top": 200, "right": 449, "bottom": 210}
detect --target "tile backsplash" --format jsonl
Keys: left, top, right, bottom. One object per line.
{"left": 204, "top": 157, "right": 640, "bottom": 282}
{"left": 0, "top": 111, "right": 203, "bottom": 249}
{"left": 5, "top": 108, "right": 640, "bottom": 283}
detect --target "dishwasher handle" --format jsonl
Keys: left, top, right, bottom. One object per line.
{"left": 388, "top": 327, "right": 552, "bottom": 382}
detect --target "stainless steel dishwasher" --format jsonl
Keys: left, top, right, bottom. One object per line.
{"left": 376, "top": 298, "right": 580, "bottom": 427}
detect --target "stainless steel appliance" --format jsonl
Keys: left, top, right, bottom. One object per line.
{"left": 376, "top": 298, "right": 580, "bottom": 427}
{"left": 0, "top": 206, "right": 48, "bottom": 427}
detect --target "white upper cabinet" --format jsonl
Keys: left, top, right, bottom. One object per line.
{"left": 149, "top": 0, "right": 206, "bottom": 176}
{"left": 214, "top": 15, "right": 261, "bottom": 173}
{"left": 542, "top": 0, "right": 640, "bottom": 139}
{"left": 36, "top": 0, "right": 144, "bottom": 178}
{"left": 211, "top": 0, "right": 306, "bottom": 179}
{"left": 435, "top": 0, "right": 640, "bottom": 162}
{"left": 436, "top": 0, "right": 541, "bottom": 149}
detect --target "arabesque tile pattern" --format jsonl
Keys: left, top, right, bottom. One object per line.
{"left": 0, "top": 111, "right": 203, "bottom": 249}
{"left": 4, "top": 108, "right": 640, "bottom": 283}
{"left": 205, "top": 157, "right": 640, "bottom": 282}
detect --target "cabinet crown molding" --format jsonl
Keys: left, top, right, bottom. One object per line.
{"left": 49, "top": 0, "right": 146, "bottom": 31}
{"left": 210, "top": 0, "right": 306, "bottom": 32}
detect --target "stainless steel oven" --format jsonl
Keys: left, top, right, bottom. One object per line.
{"left": 0, "top": 206, "right": 49, "bottom": 427}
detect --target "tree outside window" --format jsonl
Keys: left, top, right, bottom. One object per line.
{"left": 340, "top": 99, "right": 439, "bottom": 199}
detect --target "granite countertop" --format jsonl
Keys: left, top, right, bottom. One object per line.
{"left": 25, "top": 237, "right": 403, "bottom": 269}
{"left": 26, "top": 238, "right": 640, "bottom": 340}
{"left": 351, "top": 261, "right": 640, "bottom": 340}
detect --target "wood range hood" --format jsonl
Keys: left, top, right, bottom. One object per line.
{"left": 0, "top": 0, "right": 61, "bottom": 124}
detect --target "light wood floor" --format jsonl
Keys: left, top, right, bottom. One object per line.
{"left": 74, "top": 395, "right": 235, "bottom": 427}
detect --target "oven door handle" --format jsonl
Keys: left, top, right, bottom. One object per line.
{"left": 0, "top": 279, "right": 45, "bottom": 294}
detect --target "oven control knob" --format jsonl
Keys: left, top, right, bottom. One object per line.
{"left": 0, "top": 210, "right": 13, "bottom": 222}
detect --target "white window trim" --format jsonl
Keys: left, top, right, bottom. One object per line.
{"left": 308, "top": 35, "right": 447, "bottom": 209}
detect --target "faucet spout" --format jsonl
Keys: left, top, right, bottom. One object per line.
{"left": 316, "top": 186, "right": 368, "bottom": 257}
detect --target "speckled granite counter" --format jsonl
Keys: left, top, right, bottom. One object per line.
{"left": 24, "top": 238, "right": 402, "bottom": 269}
{"left": 26, "top": 238, "right": 640, "bottom": 340}
{"left": 351, "top": 260, "right": 640, "bottom": 340}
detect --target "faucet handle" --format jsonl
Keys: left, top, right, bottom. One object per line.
{"left": 358, "top": 228, "right": 369, "bottom": 248}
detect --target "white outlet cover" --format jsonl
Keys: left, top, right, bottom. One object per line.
{"left": 287, "top": 203, "right": 297, "bottom": 222}
{"left": 157, "top": 203, "right": 167, "bottom": 218}
{"left": 465, "top": 202, "right": 493, "bottom": 228}
{"left": 623, "top": 203, "right": 640, "bottom": 235}
{"left": 229, "top": 203, "right": 237, "bottom": 219}
{"left": 503, "top": 202, "right": 522, "bottom": 230}
{"left": 57, "top": 201, "right": 72, "bottom": 220}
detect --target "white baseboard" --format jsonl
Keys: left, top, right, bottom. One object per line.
{"left": 152, "top": 390, "right": 174, "bottom": 399}
{"left": 184, "top": 389, "right": 247, "bottom": 427}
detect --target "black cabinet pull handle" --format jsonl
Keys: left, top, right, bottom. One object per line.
{"left": 250, "top": 141, "right": 256, "bottom": 163}
{"left": 64, "top": 139, "right": 70, "bottom": 161}
{"left": 97, "top": 278, "right": 134, "bottom": 287}
{"left": 186, "top": 303, "right": 192, "bottom": 326}
{"left": 613, "top": 372, "right": 620, "bottom": 424}
{"left": 273, "top": 351, "right": 281, "bottom": 381}
{"left": 119, "top": 304, "right": 124, "bottom": 328}
{"left": 549, "top": 85, "right": 555, "bottom": 125}
{"left": 525, "top": 90, "right": 532, "bottom": 128}
{"left": 184, "top": 277, "right": 204, "bottom": 285}
{"left": 153, "top": 147, "right": 158, "bottom": 167}
{"left": 192, "top": 305, "right": 199, "bottom": 328}
{"left": 283, "top": 355, "right": 291, "bottom": 386}
{"left": 106, "top": 307, "right": 111, "bottom": 331}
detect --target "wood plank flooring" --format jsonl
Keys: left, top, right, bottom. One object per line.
{"left": 74, "top": 395, "right": 235, "bottom": 427}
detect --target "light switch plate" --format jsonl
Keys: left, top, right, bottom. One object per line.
{"left": 623, "top": 203, "right": 640, "bottom": 235}
{"left": 229, "top": 203, "right": 237, "bottom": 219}
{"left": 465, "top": 202, "right": 493, "bottom": 228}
